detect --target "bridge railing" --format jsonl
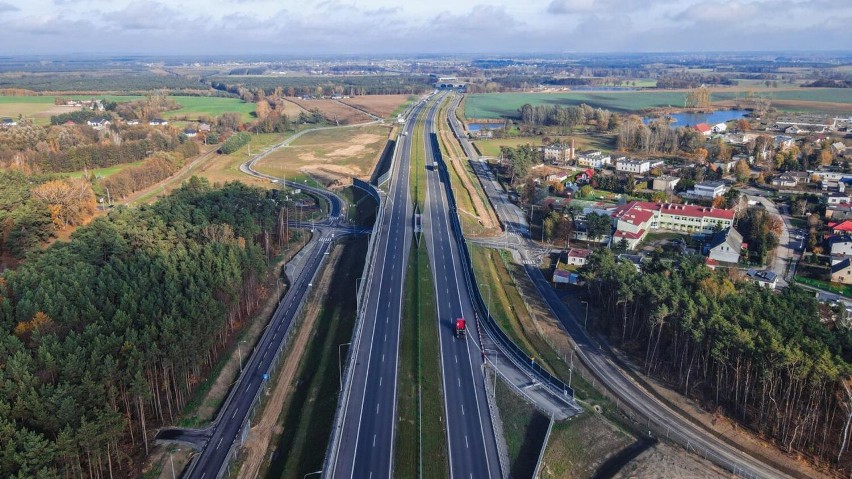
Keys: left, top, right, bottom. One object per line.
{"left": 430, "top": 132, "right": 574, "bottom": 400}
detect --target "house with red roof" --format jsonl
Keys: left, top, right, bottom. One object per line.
{"left": 829, "top": 220, "right": 852, "bottom": 236}
{"left": 565, "top": 248, "right": 592, "bottom": 266}
{"left": 610, "top": 201, "right": 735, "bottom": 249}
{"left": 694, "top": 123, "right": 712, "bottom": 137}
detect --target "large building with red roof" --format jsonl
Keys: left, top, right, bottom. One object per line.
{"left": 611, "top": 201, "right": 735, "bottom": 249}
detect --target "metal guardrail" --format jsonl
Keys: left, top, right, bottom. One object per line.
{"left": 321, "top": 143, "right": 397, "bottom": 479}
{"left": 430, "top": 133, "right": 575, "bottom": 400}
{"left": 214, "top": 234, "right": 335, "bottom": 479}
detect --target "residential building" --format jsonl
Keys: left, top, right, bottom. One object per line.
{"left": 149, "top": 119, "right": 168, "bottom": 126}
{"left": 832, "top": 259, "right": 852, "bottom": 285}
{"left": 541, "top": 141, "right": 575, "bottom": 164}
{"left": 552, "top": 269, "right": 581, "bottom": 285}
{"left": 827, "top": 205, "right": 852, "bottom": 221}
{"left": 199, "top": 123, "right": 212, "bottom": 132}
{"left": 772, "top": 174, "right": 799, "bottom": 188}
{"left": 575, "top": 168, "right": 594, "bottom": 184}
{"left": 785, "top": 125, "right": 806, "bottom": 135}
{"left": 610, "top": 201, "right": 735, "bottom": 249}
{"left": 694, "top": 123, "right": 712, "bottom": 137}
{"left": 652, "top": 175, "right": 680, "bottom": 192}
{"left": 565, "top": 248, "right": 591, "bottom": 266}
{"left": 616, "top": 253, "right": 644, "bottom": 272}
{"left": 87, "top": 118, "right": 111, "bottom": 130}
{"left": 183, "top": 128, "right": 198, "bottom": 138}
{"left": 712, "top": 159, "right": 737, "bottom": 174}
{"left": 832, "top": 142, "right": 848, "bottom": 156}
{"left": 827, "top": 192, "right": 851, "bottom": 205}
{"left": 775, "top": 135, "right": 795, "bottom": 151}
{"left": 576, "top": 151, "right": 611, "bottom": 169}
{"left": 126, "top": 119, "right": 139, "bottom": 126}
{"left": 747, "top": 269, "right": 778, "bottom": 290}
{"left": 830, "top": 236, "right": 852, "bottom": 257}
{"left": 712, "top": 122, "right": 727, "bottom": 133}
{"left": 615, "top": 158, "right": 661, "bottom": 174}
{"left": 829, "top": 220, "right": 852, "bottom": 236}
{"left": 1, "top": 117, "right": 18, "bottom": 128}
{"left": 687, "top": 180, "right": 728, "bottom": 199}
{"left": 703, "top": 227, "right": 743, "bottom": 263}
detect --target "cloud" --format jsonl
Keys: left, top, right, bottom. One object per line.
{"left": 0, "top": 1, "right": 19, "bottom": 12}
{"left": 101, "top": 1, "right": 184, "bottom": 31}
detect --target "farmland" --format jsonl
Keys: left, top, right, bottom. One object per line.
{"left": 0, "top": 96, "right": 79, "bottom": 125}
{"left": 286, "top": 97, "right": 373, "bottom": 124}
{"left": 0, "top": 94, "right": 256, "bottom": 123}
{"left": 253, "top": 124, "right": 392, "bottom": 184}
{"left": 340, "top": 94, "right": 412, "bottom": 118}
{"left": 465, "top": 88, "right": 852, "bottom": 119}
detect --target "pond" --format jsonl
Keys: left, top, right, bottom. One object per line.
{"left": 643, "top": 109, "right": 749, "bottom": 127}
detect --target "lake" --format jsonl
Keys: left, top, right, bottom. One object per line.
{"left": 468, "top": 122, "right": 507, "bottom": 131}
{"left": 643, "top": 109, "right": 749, "bottom": 127}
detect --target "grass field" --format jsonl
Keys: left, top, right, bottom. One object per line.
{"left": 465, "top": 88, "right": 852, "bottom": 119}
{"left": 495, "top": 379, "right": 550, "bottom": 479}
{"left": 161, "top": 96, "right": 256, "bottom": 121}
{"left": 254, "top": 124, "right": 392, "bottom": 183}
{"left": 0, "top": 95, "right": 80, "bottom": 125}
{"left": 396, "top": 242, "right": 448, "bottom": 479}
{"left": 473, "top": 134, "right": 614, "bottom": 157}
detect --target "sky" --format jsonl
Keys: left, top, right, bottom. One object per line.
{"left": 0, "top": 0, "right": 849, "bottom": 55}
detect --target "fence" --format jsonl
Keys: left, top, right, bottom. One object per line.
{"left": 430, "top": 132, "right": 575, "bottom": 402}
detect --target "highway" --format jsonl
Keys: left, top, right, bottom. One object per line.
{"left": 327, "top": 97, "right": 427, "bottom": 478}
{"left": 185, "top": 217, "right": 340, "bottom": 479}
{"left": 177, "top": 130, "right": 353, "bottom": 478}
{"left": 446, "top": 94, "right": 796, "bottom": 479}
{"left": 423, "top": 94, "right": 503, "bottom": 478}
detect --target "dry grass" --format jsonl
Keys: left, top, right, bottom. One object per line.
{"left": 340, "top": 94, "right": 410, "bottom": 118}
{"left": 612, "top": 442, "right": 729, "bottom": 479}
{"left": 277, "top": 98, "right": 309, "bottom": 118}
{"left": 285, "top": 97, "right": 372, "bottom": 124}
{"left": 539, "top": 412, "right": 633, "bottom": 479}
{"left": 253, "top": 125, "right": 392, "bottom": 185}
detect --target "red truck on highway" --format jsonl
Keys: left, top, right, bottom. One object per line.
{"left": 455, "top": 318, "right": 466, "bottom": 338}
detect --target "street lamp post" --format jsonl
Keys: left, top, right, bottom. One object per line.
{"left": 479, "top": 282, "right": 492, "bottom": 320}
{"left": 237, "top": 340, "right": 247, "bottom": 373}
{"left": 338, "top": 342, "right": 351, "bottom": 390}
{"left": 580, "top": 300, "right": 589, "bottom": 329}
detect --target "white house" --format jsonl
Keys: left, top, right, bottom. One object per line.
{"left": 87, "top": 118, "right": 111, "bottom": 130}
{"left": 747, "top": 269, "right": 778, "bottom": 290}
{"left": 827, "top": 192, "right": 851, "bottom": 205}
{"left": 830, "top": 236, "right": 852, "bottom": 257}
{"left": 832, "top": 259, "right": 852, "bottom": 285}
{"left": 703, "top": 227, "right": 743, "bottom": 264}
{"left": 616, "top": 158, "right": 658, "bottom": 174}
{"left": 149, "top": 119, "right": 169, "bottom": 126}
{"left": 687, "top": 181, "right": 728, "bottom": 199}
{"left": 1, "top": 117, "right": 18, "bottom": 128}
{"left": 712, "top": 122, "right": 728, "bottom": 133}
{"left": 565, "top": 248, "right": 591, "bottom": 266}
{"left": 576, "top": 151, "right": 611, "bottom": 169}
{"left": 775, "top": 135, "right": 795, "bottom": 151}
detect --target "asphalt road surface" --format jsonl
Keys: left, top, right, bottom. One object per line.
{"left": 327, "top": 97, "right": 427, "bottom": 478}
{"left": 448, "top": 93, "right": 796, "bottom": 479}
{"left": 186, "top": 226, "right": 339, "bottom": 479}
{"left": 424, "top": 94, "right": 503, "bottom": 478}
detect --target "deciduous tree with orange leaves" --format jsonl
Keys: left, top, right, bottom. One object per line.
{"left": 30, "top": 178, "right": 96, "bottom": 229}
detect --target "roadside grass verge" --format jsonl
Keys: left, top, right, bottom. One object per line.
{"left": 470, "top": 246, "right": 603, "bottom": 402}
{"left": 539, "top": 411, "right": 634, "bottom": 479}
{"left": 263, "top": 237, "right": 364, "bottom": 479}
{"left": 396, "top": 241, "right": 448, "bottom": 478}
{"left": 495, "top": 378, "right": 550, "bottom": 479}
{"left": 63, "top": 161, "right": 143, "bottom": 180}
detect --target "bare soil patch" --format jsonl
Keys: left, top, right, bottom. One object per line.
{"left": 255, "top": 125, "right": 391, "bottom": 184}
{"left": 611, "top": 442, "right": 728, "bottom": 479}
{"left": 540, "top": 412, "right": 632, "bottom": 479}
{"left": 340, "top": 94, "right": 410, "bottom": 118}
{"left": 285, "top": 97, "right": 372, "bottom": 124}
